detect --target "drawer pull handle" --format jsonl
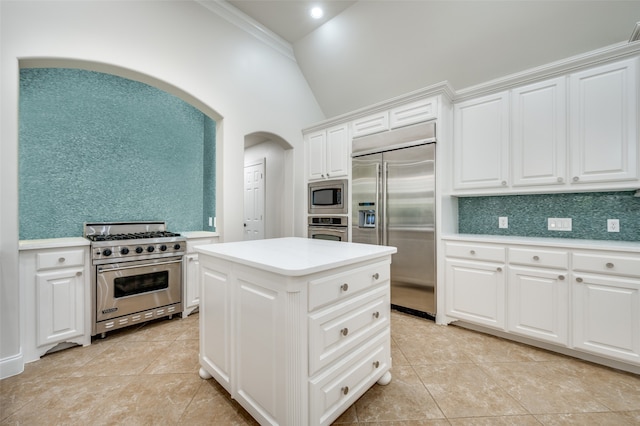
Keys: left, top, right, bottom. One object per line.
{"left": 373, "top": 311, "right": 380, "bottom": 319}
{"left": 373, "top": 360, "right": 380, "bottom": 368}
{"left": 58, "top": 257, "right": 66, "bottom": 263}
{"left": 341, "top": 328, "right": 349, "bottom": 336}
{"left": 573, "top": 176, "right": 579, "bottom": 182}
{"left": 372, "top": 273, "right": 380, "bottom": 280}
{"left": 470, "top": 250, "right": 476, "bottom": 255}
{"left": 501, "top": 180, "right": 507, "bottom": 186}
{"left": 606, "top": 262, "right": 614, "bottom": 269}
{"left": 189, "top": 257, "right": 195, "bottom": 262}
{"left": 340, "top": 283, "right": 349, "bottom": 292}
{"left": 558, "top": 275, "right": 565, "bottom": 280}
{"left": 76, "top": 271, "right": 82, "bottom": 277}
{"left": 576, "top": 277, "right": 583, "bottom": 283}
{"left": 533, "top": 256, "right": 540, "bottom": 261}
{"left": 557, "top": 177, "right": 563, "bottom": 183}
{"left": 341, "top": 386, "right": 349, "bottom": 395}
{"left": 497, "top": 267, "right": 502, "bottom": 272}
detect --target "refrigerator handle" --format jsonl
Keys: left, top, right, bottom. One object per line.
{"left": 382, "top": 161, "right": 388, "bottom": 246}
{"left": 375, "top": 162, "right": 381, "bottom": 245}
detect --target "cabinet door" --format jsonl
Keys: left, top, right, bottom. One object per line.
{"left": 508, "top": 266, "right": 569, "bottom": 345}
{"left": 184, "top": 254, "right": 200, "bottom": 313}
{"left": 325, "top": 124, "right": 349, "bottom": 179}
{"left": 453, "top": 92, "right": 510, "bottom": 190}
{"left": 511, "top": 77, "right": 567, "bottom": 187}
{"left": 352, "top": 111, "right": 389, "bottom": 138}
{"left": 36, "top": 268, "right": 85, "bottom": 346}
{"left": 445, "top": 258, "right": 505, "bottom": 329}
{"left": 569, "top": 58, "right": 638, "bottom": 184}
{"left": 390, "top": 97, "right": 437, "bottom": 129}
{"left": 199, "top": 264, "right": 232, "bottom": 391}
{"left": 307, "top": 131, "right": 326, "bottom": 180}
{"left": 572, "top": 273, "right": 640, "bottom": 364}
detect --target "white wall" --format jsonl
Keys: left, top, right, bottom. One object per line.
{"left": 0, "top": 0, "right": 324, "bottom": 378}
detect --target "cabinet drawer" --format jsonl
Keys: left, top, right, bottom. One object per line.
{"left": 445, "top": 242, "right": 505, "bottom": 262}
{"left": 573, "top": 252, "right": 640, "bottom": 278}
{"left": 309, "top": 286, "right": 389, "bottom": 375}
{"left": 309, "top": 331, "right": 389, "bottom": 426}
{"left": 37, "top": 249, "right": 85, "bottom": 270}
{"left": 509, "top": 247, "right": 569, "bottom": 269}
{"left": 308, "top": 261, "right": 390, "bottom": 311}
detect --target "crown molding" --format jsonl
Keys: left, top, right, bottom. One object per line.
{"left": 631, "top": 22, "right": 640, "bottom": 42}
{"left": 455, "top": 40, "right": 640, "bottom": 102}
{"left": 195, "top": 0, "right": 296, "bottom": 62}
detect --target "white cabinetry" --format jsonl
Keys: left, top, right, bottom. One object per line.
{"left": 572, "top": 251, "right": 640, "bottom": 364}
{"left": 197, "top": 239, "right": 394, "bottom": 426}
{"left": 507, "top": 247, "right": 569, "bottom": 345}
{"left": 352, "top": 111, "right": 389, "bottom": 138}
{"left": 306, "top": 124, "right": 349, "bottom": 181}
{"left": 453, "top": 92, "right": 510, "bottom": 190}
{"left": 511, "top": 77, "right": 567, "bottom": 187}
{"left": 389, "top": 97, "right": 437, "bottom": 129}
{"left": 569, "top": 58, "right": 638, "bottom": 184}
{"left": 183, "top": 233, "right": 219, "bottom": 317}
{"left": 443, "top": 236, "right": 640, "bottom": 371}
{"left": 444, "top": 242, "right": 506, "bottom": 329}
{"left": 452, "top": 57, "right": 639, "bottom": 195}
{"left": 20, "top": 240, "right": 91, "bottom": 362}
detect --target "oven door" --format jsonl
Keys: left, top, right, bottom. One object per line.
{"left": 96, "top": 256, "right": 182, "bottom": 322}
{"left": 308, "top": 226, "right": 348, "bottom": 242}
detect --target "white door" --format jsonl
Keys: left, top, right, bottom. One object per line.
{"left": 244, "top": 160, "right": 265, "bottom": 240}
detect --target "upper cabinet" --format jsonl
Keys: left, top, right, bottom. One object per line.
{"left": 306, "top": 124, "right": 350, "bottom": 181}
{"left": 569, "top": 58, "right": 638, "bottom": 184}
{"left": 390, "top": 97, "right": 438, "bottom": 130}
{"left": 452, "top": 56, "right": 639, "bottom": 195}
{"left": 352, "top": 112, "right": 389, "bottom": 138}
{"left": 453, "top": 92, "right": 510, "bottom": 190}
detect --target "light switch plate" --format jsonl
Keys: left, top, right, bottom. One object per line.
{"left": 548, "top": 218, "right": 572, "bottom": 231}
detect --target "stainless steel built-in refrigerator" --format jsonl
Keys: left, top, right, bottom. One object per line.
{"left": 351, "top": 122, "right": 436, "bottom": 317}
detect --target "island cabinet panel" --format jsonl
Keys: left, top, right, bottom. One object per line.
{"left": 199, "top": 265, "right": 232, "bottom": 392}
{"left": 196, "top": 238, "right": 395, "bottom": 426}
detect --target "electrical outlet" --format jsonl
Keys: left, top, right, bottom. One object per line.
{"left": 498, "top": 217, "right": 508, "bottom": 229}
{"left": 607, "top": 219, "right": 620, "bottom": 233}
{"left": 209, "top": 217, "right": 213, "bottom": 227}
{"left": 548, "top": 218, "right": 572, "bottom": 231}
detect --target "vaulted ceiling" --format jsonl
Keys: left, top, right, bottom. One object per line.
{"left": 223, "top": 1, "right": 640, "bottom": 119}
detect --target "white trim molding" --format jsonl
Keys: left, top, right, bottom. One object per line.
{"left": 630, "top": 22, "right": 640, "bottom": 43}
{"left": 195, "top": 0, "right": 296, "bottom": 62}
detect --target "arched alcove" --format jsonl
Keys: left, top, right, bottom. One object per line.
{"left": 244, "top": 131, "right": 294, "bottom": 239}
{"left": 18, "top": 59, "right": 223, "bottom": 238}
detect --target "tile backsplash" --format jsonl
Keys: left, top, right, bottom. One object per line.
{"left": 458, "top": 191, "right": 640, "bottom": 241}
{"left": 19, "top": 68, "right": 216, "bottom": 240}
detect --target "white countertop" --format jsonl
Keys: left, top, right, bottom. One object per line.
{"left": 19, "top": 237, "right": 90, "bottom": 251}
{"left": 181, "top": 231, "right": 220, "bottom": 239}
{"left": 196, "top": 237, "right": 397, "bottom": 276}
{"left": 443, "top": 234, "right": 640, "bottom": 253}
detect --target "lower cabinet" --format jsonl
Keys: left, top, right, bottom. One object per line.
{"left": 19, "top": 241, "right": 91, "bottom": 362}
{"left": 444, "top": 239, "right": 640, "bottom": 369}
{"left": 183, "top": 234, "right": 219, "bottom": 317}
{"left": 198, "top": 255, "right": 392, "bottom": 426}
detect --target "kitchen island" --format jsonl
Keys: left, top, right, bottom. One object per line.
{"left": 196, "top": 237, "right": 397, "bottom": 426}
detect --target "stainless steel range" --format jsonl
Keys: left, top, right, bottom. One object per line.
{"left": 84, "top": 221, "right": 186, "bottom": 337}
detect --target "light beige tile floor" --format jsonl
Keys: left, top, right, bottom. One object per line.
{"left": 2, "top": 311, "right": 639, "bottom": 425}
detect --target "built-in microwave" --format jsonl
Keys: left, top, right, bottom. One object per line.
{"left": 308, "top": 179, "right": 348, "bottom": 215}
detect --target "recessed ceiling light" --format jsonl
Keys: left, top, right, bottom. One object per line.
{"left": 310, "top": 6, "right": 324, "bottom": 19}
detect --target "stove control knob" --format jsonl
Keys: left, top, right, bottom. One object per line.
{"left": 135, "top": 247, "right": 144, "bottom": 254}
{"left": 102, "top": 249, "right": 112, "bottom": 256}
{"left": 120, "top": 247, "right": 129, "bottom": 255}
{"left": 173, "top": 244, "right": 181, "bottom": 250}
{"left": 160, "top": 245, "right": 167, "bottom": 251}
{"left": 147, "top": 246, "right": 155, "bottom": 252}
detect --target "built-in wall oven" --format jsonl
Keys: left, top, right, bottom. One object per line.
{"left": 308, "top": 179, "right": 348, "bottom": 215}
{"left": 85, "top": 222, "right": 186, "bottom": 337}
{"left": 308, "top": 216, "right": 348, "bottom": 242}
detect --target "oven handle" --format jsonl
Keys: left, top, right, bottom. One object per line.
{"left": 97, "top": 258, "right": 182, "bottom": 273}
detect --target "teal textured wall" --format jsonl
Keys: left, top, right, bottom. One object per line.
{"left": 19, "top": 68, "right": 216, "bottom": 239}
{"left": 458, "top": 191, "right": 640, "bottom": 241}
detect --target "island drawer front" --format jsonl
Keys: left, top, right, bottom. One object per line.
{"left": 36, "top": 249, "right": 85, "bottom": 270}
{"left": 309, "top": 285, "right": 389, "bottom": 375}
{"left": 445, "top": 242, "right": 505, "bottom": 262}
{"left": 308, "top": 261, "right": 390, "bottom": 311}
{"left": 309, "top": 331, "right": 390, "bottom": 426}
{"left": 572, "top": 252, "right": 640, "bottom": 278}
{"left": 508, "top": 247, "right": 569, "bottom": 269}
